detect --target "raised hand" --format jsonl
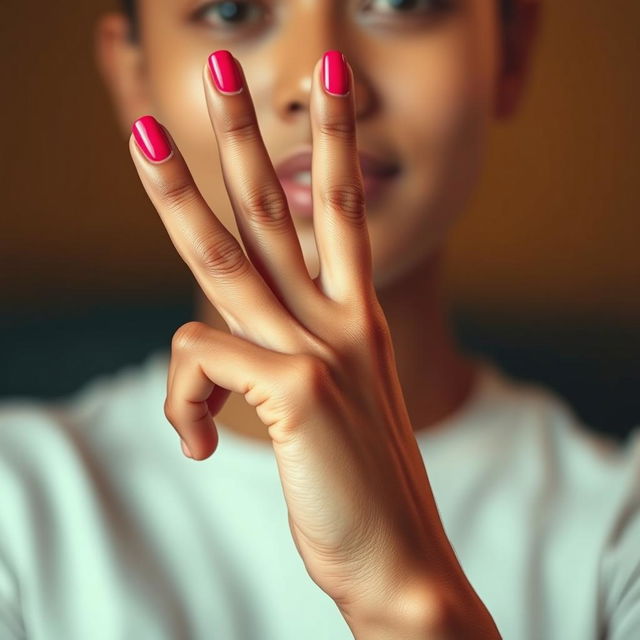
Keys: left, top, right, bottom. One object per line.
{"left": 129, "top": 49, "right": 500, "bottom": 639}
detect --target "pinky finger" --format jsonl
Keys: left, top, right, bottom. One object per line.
{"left": 170, "top": 357, "right": 219, "bottom": 460}
{"left": 165, "top": 321, "right": 287, "bottom": 460}
{"left": 167, "top": 352, "right": 231, "bottom": 459}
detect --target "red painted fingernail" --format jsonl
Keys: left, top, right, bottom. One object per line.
{"left": 132, "top": 115, "right": 173, "bottom": 163}
{"left": 208, "top": 50, "right": 243, "bottom": 94}
{"left": 322, "top": 50, "right": 349, "bottom": 96}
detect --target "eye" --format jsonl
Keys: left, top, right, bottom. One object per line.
{"left": 193, "top": 1, "right": 265, "bottom": 29}
{"left": 362, "top": 0, "right": 454, "bottom": 17}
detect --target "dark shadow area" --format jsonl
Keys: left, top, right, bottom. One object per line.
{"left": 451, "top": 309, "right": 639, "bottom": 443}
{"left": 1, "top": 300, "right": 638, "bottom": 443}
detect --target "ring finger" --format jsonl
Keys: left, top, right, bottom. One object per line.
{"left": 129, "top": 117, "right": 311, "bottom": 354}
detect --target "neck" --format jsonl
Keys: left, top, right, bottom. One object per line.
{"left": 374, "top": 247, "right": 476, "bottom": 435}
{"left": 193, "top": 247, "right": 476, "bottom": 444}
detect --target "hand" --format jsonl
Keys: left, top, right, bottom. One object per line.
{"left": 129, "top": 49, "right": 500, "bottom": 638}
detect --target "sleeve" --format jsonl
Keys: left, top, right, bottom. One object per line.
{"left": 600, "top": 430, "right": 640, "bottom": 640}
{"left": 0, "top": 403, "right": 40, "bottom": 640}
{"left": 0, "top": 554, "right": 25, "bottom": 639}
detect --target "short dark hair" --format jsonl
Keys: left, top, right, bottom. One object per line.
{"left": 121, "top": 0, "right": 515, "bottom": 44}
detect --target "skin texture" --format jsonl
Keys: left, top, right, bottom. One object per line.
{"left": 127, "top": 52, "right": 502, "bottom": 637}
{"left": 95, "top": 1, "right": 540, "bottom": 635}
{"left": 95, "top": 0, "right": 540, "bottom": 447}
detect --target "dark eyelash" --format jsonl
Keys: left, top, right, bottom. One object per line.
{"left": 194, "top": 1, "right": 263, "bottom": 26}
{"left": 363, "top": 0, "right": 454, "bottom": 13}
{"left": 193, "top": 0, "right": 455, "bottom": 31}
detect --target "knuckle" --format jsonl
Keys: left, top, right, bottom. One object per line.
{"left": 322, "top": 183, "right": 366, "bottom": 221}
{"left": 323, "top": 302, "right": 392, "bottom": 378}
{"left": 163, "top": 396, "right": 177, "bottom": 423}
{"left": 362, "top": 320, "right": 391, "bottom": 365}
{"left": 193, "top": 232, "right": 250, "bottom": 279}
{"left": 367, "top": 315, "right": 391, "bottom": 352}
{"left": 352, "top": 300, "right": 392, "bottom": 354}
{"left": 354, "top": 318, "right": 395, "bottom": 369}
{"left": 157, "top": 178, "right": 200, "bottom": 211}
{"left": 171, "top": 321, "right": 204, "bottom": 353}
{"left": 319, "top": 117, "right": 356, "bottom": 141}
{"left": 242, "top": 184, "right": 291, "bottom": 230}
{"left": 290, "top": 354, "right": 334, "bottom": 401}
{"left": 220, "top": 113, "right": 259, "bottom": 144}
{"left": 311, "top": 340, "right": 344, "bottom": 373}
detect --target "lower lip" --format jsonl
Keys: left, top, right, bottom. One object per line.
{"left": 279, "top": 172, "right": 398, "bottom": 218}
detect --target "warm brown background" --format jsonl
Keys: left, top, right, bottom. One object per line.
{"left": 1, "top": 0, "right": 639, "bottom": 324}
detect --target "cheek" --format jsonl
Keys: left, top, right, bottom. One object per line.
{"left": 392, "top": 9, "right": 497, "bottom": 194}
{"left": 399, "top": 38, "right": 491, "bottom": 193}
{"left": 368, "top": 32, "right": 496, "bottom": 285}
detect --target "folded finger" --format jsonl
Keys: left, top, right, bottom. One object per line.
{"left": 165, "top": 322, "right": 288, "bottom": 460}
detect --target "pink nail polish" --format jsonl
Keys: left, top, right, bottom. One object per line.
{"left": 323, "top": 50, "right": 349, "bottom": 96}
{"left": 208, "top": 50, "right": 243, "bottom": 94}
{"left": 132, "top": 115, "right": 173, "bottom": 163}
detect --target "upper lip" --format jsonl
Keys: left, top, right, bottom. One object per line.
{"left": 275, "top": 145, "right": 399, "bottom": 181}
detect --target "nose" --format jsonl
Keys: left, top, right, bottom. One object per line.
{"left": 267, "top": 8, "right": 375, "bottom": 122}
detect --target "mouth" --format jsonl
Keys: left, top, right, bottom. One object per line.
{"left": 275, "top": 147, "right": 401, "bottom": 219}
{"left": 279, "top": 171, "right": 400, "bottom": 219}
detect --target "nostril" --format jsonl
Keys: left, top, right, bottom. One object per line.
{"left": 287, "top": 101, "right": 305, "bottom": 113}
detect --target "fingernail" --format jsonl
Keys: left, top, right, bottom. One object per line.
{"left": 322, "top": 50, "right": 349, "bottom": 96}
{"left": 208, "top": 50, "right": 243, "bottom": 95}
{"left": 180, "top": 438, "right": 193, "bottom": 459}
{"left": 132, "top": 115, "right": 173, "bottom": 163}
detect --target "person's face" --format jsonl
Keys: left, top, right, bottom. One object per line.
{"left": 99, "top": 0, "right": 536, "bottom": 290}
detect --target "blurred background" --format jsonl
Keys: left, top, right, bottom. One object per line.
{"left": 1, "top": 1, "right": 638, "bottom": 441}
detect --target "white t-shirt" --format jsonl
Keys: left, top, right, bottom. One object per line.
{"left": 0, "top": 349, "right": 638, "bottom": 640}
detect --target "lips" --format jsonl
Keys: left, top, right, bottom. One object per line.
{"left": 275, "top": 146, "right": 399, "bottom": 182}
{"left": 275, "top": 146, "right": 400, "bottom": 218}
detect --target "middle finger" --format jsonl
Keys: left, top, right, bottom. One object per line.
{"left": 204, "top": 50, "right": 329, "bottom": 329}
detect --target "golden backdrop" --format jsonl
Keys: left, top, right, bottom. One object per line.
{"left": 2, "top": 1, "right": 638, "bottom": 324}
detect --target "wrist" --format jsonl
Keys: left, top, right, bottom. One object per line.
{"left": 338, "top": 575, "right": 448, "bottom": 640}
{"left": 338, "top": 575, "right": 502, "bottom": 640}
{"left": 340, "top": 586, "right": 443, "bottom": 640}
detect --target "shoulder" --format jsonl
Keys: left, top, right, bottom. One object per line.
{"left": 481, "top": 363, "right": 640, "bottom": 634}
{"left": 473, "top": 361, "right": 637, "bottom": 483}
{"left": 0, "top": 351, "right": 172, "bottom": 636}
{"left": 0, "top": 347, "right": 171, "bottom": 555}
{"left": 446, "top": 360, "right": 640, "bottom": 557}
{"left": 444, "top": 362, "right": 640, "bottom": 636}
{"left": 0, "top": 349, "right": 172, "bottom": 494}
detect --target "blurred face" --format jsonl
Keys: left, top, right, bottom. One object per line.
{"left": 131, "top": 0, "right": 503, "bottom": 289}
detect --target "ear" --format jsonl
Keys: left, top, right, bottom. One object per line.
{"left": 494, "top": 0, "right": 543, "bottom": 119}
{"left": 93, "top": 12, "right": 153, "bottom": 136}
